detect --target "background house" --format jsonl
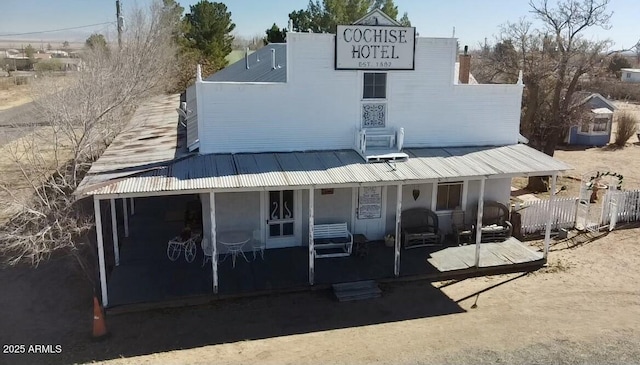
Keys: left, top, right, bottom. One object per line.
{"left": 566, "top": 92, "right": 616, "bottom": 147}
{"left": 620, "top": 68, "right": 640, "bottom": 83}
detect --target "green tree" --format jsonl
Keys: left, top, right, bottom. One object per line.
{"left": 373, "top": 0, "right": 398, "bottom": 19}
{"left": 264, "top": 23, "right": 287, "bottom": 44}
{"left": 288, "top": 9, "right": 315, "bottom": 32}
{"left": 183, "top": 1, "right": 235, "bottom": 66}
{"left": 61, "top": 41, "right": 71, "bottom": 53}
{"left": 85, "top": 33, "right": 108, "bottom": 52}
{"left": 24, "top": 44, "right": 36, "bottom": 59}
{"left": 288, "top": 0, "right": 409, "bottom": 34}
{"left": 398, "top": 12, "right": 410, "bottom": 26}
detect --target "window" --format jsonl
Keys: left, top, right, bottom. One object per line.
{"left": 363, "top": 73, "right": 386, "bottom": 99}
{"left": 580, "top": 123, "right": 590, "bottom": 133}
{"left": 436, "top": 182, "right": 463, "bottom": 211}
{"left": 592, "top": 119, "right": 608, "bottom": 132}
{"left": 627, "top": 73, "right": 631, "bottom": 79}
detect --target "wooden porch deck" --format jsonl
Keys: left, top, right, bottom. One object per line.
{"left": 427, "top": 237, "right": 544, "bottom": 272}
{"left": 103, "top": 196, "right": 545, "bottom": 310}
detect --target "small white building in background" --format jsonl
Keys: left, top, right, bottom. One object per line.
{"left": 78, "top": 10, "right": 571, "bottom": 307}
{"left": 620, "top": 68, "right": 640, "bottom": 83}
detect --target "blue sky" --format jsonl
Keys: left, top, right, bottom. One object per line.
{"left": 0, "top": 0, "right": 638, "bottom": 49}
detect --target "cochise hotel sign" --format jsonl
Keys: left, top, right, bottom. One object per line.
{"left": 335, "top": 25, "right": 416, "bottom": 70}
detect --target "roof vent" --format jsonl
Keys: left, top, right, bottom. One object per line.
{"left": 271, "top": 49, "right": 276, "bottom": 70}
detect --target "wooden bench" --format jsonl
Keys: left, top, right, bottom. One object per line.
{"left": 313, "top": 223, "right": 353, "bottom": 258}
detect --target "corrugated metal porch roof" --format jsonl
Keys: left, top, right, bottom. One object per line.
{"left": 78, "top": 144, "right": 571, "bottom": 196}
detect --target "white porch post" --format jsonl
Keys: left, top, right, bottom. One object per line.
{"left": 474, "top": 178, "right": 486, "bottom": 268}
{"left": 122, "top": 198, "right": 129, "bottom": 238}
{"left": 210, "top": 192, "right": 218, "bottom": 294}
{"left": 94, "top": 197, "right": 108, "bottom": 307}
{"left": 110, "top": 198, "right": 120, "bottom": 266}
{"left": 308, "top": 188, "right": 315, "bottom": 285}
{"left": 130, "top": 197, "right": 135, "bottom": 215}
{"left": 543, "top": 173, "right": 558, "bottom": 260}
{"left": 394, "top": 184, "right": 402, "bottom": 277}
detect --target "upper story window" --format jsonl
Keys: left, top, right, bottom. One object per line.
{"left": 363, "top": 73, "right": 387, "bottom": 99}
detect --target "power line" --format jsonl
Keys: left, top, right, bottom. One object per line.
{"left": 0, "top": 22, "right": 116, "bottom": 37}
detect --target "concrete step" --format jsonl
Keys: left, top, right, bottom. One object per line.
{"left": 333, "top": 280, "right": 382, "bottom": 302}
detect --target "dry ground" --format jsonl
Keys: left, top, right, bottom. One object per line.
{"left": 0, "top": 227, "right": 638, "bottom": 365}
{"left": 0, "top": 79, "right": 32, "bottom": 111}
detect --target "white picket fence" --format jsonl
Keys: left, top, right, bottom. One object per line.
{"left": 601, "top": 189, "right": 640, "bottom": 229}
{"left": 515, "top": 197, "right": 579, "bottom": 235}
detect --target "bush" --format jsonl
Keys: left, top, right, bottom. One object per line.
{"left": 34, "top": 59, "right": 64, "bottom": 72}
{"left": 614, "top": 112, "right": 638, "bottom": 147}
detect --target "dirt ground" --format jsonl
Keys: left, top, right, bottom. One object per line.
{"left": 0, "top": 81, "right": 32, "bottom": 111}
{"left": 0, "top": 227, "right": 638, "bottom": 365}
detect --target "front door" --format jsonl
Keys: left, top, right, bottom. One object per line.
{"left": 266, "top": 190, "right": 300, "bottom": 248}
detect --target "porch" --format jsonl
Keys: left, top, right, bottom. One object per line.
{"left": 105, "top": 196, "right": 543, "bottom": 307}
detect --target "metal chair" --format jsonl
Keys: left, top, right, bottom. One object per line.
{"left": 250, "top": 229, "right": 265, "bottom": 260}
{"left": 201, "top": 237, "right": 212, "bottom": 267}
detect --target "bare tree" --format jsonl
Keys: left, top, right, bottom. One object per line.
{"left": 0, "top": 0, "right": 178, "bottom": 279}
{"left": 475, "top": 0, "right": 613, "bottom": 191}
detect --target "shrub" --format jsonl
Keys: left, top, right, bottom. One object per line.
{"left": 614, "top": 112, "right": 638, "bottom": 147}
{"left": 34, "top": 59, "right": 64, "bottom": 72}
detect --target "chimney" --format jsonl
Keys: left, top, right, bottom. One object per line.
{"left": 459, "top": 45, "right": 471, "bottom": 84}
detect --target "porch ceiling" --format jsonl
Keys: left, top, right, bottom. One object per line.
{"left": 78, "top": 144, "right": 571, "bottom": 196}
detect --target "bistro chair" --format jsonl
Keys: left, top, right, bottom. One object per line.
{"left": 251, "top": 229, "right": 265, "bottom": 260}
{"left": 201, "top": 237, "right": 212, "bottom": 267}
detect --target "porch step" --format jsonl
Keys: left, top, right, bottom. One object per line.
{"left": 332, "top": 280, "right": 382, "bottom": 302}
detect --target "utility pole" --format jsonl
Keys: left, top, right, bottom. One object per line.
{"left": 116, "top": 0, "right": 123, "bottom": 49}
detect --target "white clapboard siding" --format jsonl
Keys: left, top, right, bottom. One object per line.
{"left": 601, "top": 190, "right": 640, "bottom": 228}
{"left": 198, "top": 33, "right": 523, "bottom": 154}
{"left": 516, "top": 197, "right": 578, "bottom": 235}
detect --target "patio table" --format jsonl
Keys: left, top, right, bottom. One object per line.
{"left": 219, "top": 230, "right": 251, "bottom": 268}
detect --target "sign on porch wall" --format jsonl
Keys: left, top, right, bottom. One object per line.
{"left": 335, "top": 25, "right": 416, "bottom": 70}
{"left": 358, "top": 186, "right": 382, "bottom": 219}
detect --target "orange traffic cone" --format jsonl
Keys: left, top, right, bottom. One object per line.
{"left": 92, "top": 296, "right": 108, "bottom": 339}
